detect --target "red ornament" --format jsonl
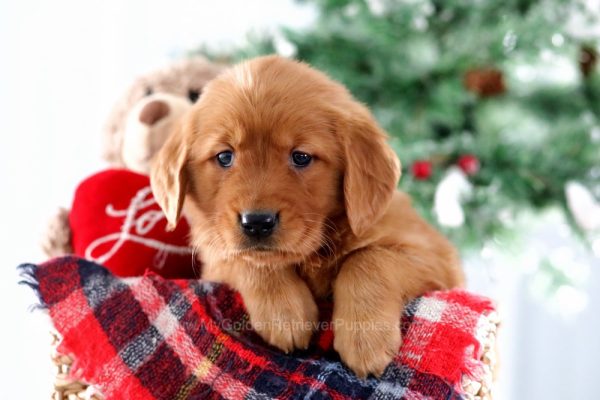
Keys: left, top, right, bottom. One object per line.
{"left": 411, "top": 160, "right": 433, "bottom": 180}
{"left": 457, "top": 154, "right": 480, "bottom": 175}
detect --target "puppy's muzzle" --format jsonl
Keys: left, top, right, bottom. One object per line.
{"left": 239, "top": 211, "right": 279, "bottom": 239}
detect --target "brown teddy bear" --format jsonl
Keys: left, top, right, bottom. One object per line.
{"left": 42, "top": 57, "right": 225, "bottom": 260}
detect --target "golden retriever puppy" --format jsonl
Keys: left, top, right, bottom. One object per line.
{"left": 151, "top": 55, "right": 464, "bottom": 378}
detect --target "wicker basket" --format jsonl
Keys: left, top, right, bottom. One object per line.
{"left": 51, "top": 331, "right": 103, "bottom": 400}
{"left": 50, "top": 312, "right": 499, "bottom": 400}
{"left": 461, "top": 311, "right": 500, "bottom": 400}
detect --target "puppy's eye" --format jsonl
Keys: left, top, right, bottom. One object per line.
{"left": 216, "top": 151, "right": 234, "bottom": 168}
{"left": 145, "top": 87, "right": 153, "bottom": 96}
{"left": 290, "top": 151, "right": 313, "bottom": 168}
{"left": 188, "top": 89, "right": 201, "bottom": 103}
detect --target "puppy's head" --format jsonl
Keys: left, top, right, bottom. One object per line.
{"left": 151, "top": 56, "right": 400, "bottom": 266}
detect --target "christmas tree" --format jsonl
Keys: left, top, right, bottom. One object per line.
{"left": 199, "top": 0, "right": 600, "bottom": 255}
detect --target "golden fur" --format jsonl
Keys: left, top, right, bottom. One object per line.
{"left": 151, "top": 55, "right": 464, "bottom": 378}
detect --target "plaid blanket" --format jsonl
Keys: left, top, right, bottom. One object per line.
{"left": 20, "top": 256, "right": 495, "bottom": 400}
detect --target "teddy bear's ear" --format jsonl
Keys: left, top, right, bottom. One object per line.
{"left": 150, "top": 121, "right": 189, "bottom": 230}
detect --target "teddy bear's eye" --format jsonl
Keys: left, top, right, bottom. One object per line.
{"left": 145, "top": 87, "right": 153, "bottom": 96}
{"left": 188, "top": 89, "right": 202, "bottom": 103}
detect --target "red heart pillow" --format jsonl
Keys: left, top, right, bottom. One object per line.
{"left": 69, "top": 169, "right": 198, "bottom": 278}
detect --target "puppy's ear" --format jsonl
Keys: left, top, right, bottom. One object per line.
{"left": 150, "top": 121, "right": 189, "bottom": 230}
{"left": 341, "top": 108, "right": 401, "bottom": 237}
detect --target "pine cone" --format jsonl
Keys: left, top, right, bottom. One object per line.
{"left": 464, "top": 68, "right": 506, "bottom": 97}
{"left": 580, "top": 45, "right": 597, "bottom": 78}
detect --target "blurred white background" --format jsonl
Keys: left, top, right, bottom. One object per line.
{"left": 0, "top": 1, "right": 598, "bottom": 399}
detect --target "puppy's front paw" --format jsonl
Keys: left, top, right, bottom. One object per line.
{"left": 245, "top": 286, "right": 318, "bottom": 353}
{"left": 333, "top": 316, "right": 401, "bottom": 378}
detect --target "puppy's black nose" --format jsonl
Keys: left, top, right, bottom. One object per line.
{"left": 240, "top": 211, "right": 278, "bottom": 239}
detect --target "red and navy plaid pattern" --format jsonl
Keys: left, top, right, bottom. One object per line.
{"left": 20, "top": 257, "right": 495, "bottom": 400}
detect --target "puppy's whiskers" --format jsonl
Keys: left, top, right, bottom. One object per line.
{"left": 190, "top": 246, "right": 201, "bottom": 278}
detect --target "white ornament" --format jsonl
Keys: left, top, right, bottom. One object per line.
{"left": 591, "top": 126, "right": 600, "bottom": 142}
{"left": 434, "top": 167, "right": 473, "bottom": 228}
{"left": 273, "top": 32, "right": 297, "bottom": 58}
{"left": 366, "top": 0, "right": 386, "bottom": 16}
{"left": 565, "top": 181, "right": 600, "bottom": 231}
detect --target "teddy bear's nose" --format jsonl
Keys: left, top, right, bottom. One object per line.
{"left": 139, "top": 100, "right": 170, "bottom": 126}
